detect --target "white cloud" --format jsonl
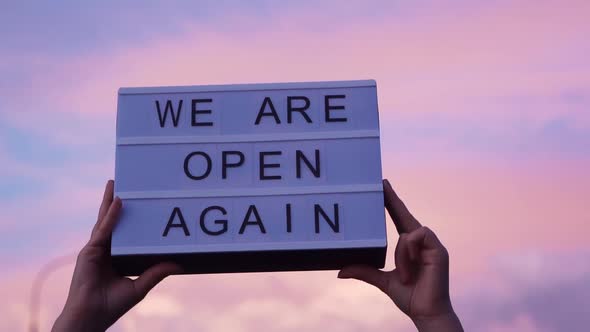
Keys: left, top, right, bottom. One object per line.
{"left": 135, "top": 293, "right": 185, "bottom": 318}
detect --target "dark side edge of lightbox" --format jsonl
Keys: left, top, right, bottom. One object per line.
{"left": 111, "top": 246, "right": 387, "bottom": 276}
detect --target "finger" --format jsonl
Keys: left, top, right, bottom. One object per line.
{"left": 383, "top": 179, "right": 421, "bottom": 234}
{"left": 394, "top": 234, "right": 413, "bottom": 284}
{"left": 406, "top": 226, "right": 444, "bottom": 251}
{"left": 133, "top": 262, "right": 183, "bottom": 300}
{"left": 91, "top": 180, "right": 114, "bottom": 237}
{"left": 89, "top": 197, "right": 122, "bottom": 246}
{"left": 405, "top": 227, "right": 449, "bottom": 266}
{"left": 98, "top": 180, "right": 115, "bottom": 221}
{"left": 338, "top": 265, "right": 389, "bottom": 293}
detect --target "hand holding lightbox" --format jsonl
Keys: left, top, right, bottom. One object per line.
{"left": 53, "top": 179, "right": 463, "bottom": 332}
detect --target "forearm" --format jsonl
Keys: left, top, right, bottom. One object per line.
{"left": 412, "top": 311, "right": 464, "bottom": 332}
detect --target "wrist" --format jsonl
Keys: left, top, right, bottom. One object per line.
{"left": 412, "top": 311, "right": 463, "bottom": 332}
{"left": 52, "top": 306, "right": 106, "bottom": 332}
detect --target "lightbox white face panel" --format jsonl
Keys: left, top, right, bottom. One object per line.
{"left": 112, "top": 80, "right": 385, "bottom": 273}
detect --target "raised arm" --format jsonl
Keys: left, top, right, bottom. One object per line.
{"left": 338, "top": 179, "right": 463, "bottom": 332}
{"left": 52, "top": 180, "right": 182, "bottom": 332}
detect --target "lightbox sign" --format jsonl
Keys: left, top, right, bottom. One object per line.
{"left": 112, "top": 80, "right": 386, "bottom": 275}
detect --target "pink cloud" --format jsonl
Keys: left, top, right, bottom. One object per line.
{"left": 3, "top": 249, "right": 588, "bottom": 331}
{"left": 0, "top": 155, "right": 112, "bottom": 229}
{"left": 0, "top": 262, "right": 416, "bottom": 332}
{"left": 381, "top": 153, "right": 590, "bottom": 276}
{"left": 6, "top": 0, "right": 588, "bottom": 123}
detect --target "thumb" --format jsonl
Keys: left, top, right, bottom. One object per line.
{"left": 338, "top": 265, "right": 389, "bottom": 293}
{"left": 133, "top": 262, "right": 183, "bottom": 301}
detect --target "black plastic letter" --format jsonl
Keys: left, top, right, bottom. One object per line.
{"left": 324, "top": 95, "right": 347, "bottom": 122}
{"left": 156, "top": 99, "right": 183, "bottom": 127}
{"left": 296, "top": 149, "right": 320, "bottom": 178}
{"left": 163, "top": 207, "right": 190, "bottom": 236}
{"left": 239, "top": 205, "right": 267, "bottom": 234}
{"left": 287, "top": 96, "right": 312, "bottom": 123}
{"left": 314, "top": 203, "right": 340, "bottom": 233}
{"left": 222, "top": 151, "right": 245, "bottom": 179}
{"left": 286, "top": 203, "right": 292, "bottom": 233}
{"left": 191, "top": 99, "right": 213, "bottom": 126}
{"left": 255, "top": 97, "right": 281, "bottom": 124}
{"left": 184, "top": 151, "right": 212, "bottom": 180}
{"left": 200, "top": 206, "right": 228, "bottom": 236}
{"left": 259, "top": 151, "right": 282, "bottom": 180}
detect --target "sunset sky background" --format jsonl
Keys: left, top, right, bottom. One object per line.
{"left": 1, "top": 0, "right": 589, "bottom": 331}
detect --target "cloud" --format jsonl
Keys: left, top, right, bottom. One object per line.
{"left": 3, "top": 0, "right": 588, "bottom": 160}
{"left": 5, "top": 249, "right": 588, "bottom": 332}
{"left": 117, "top": 273, "right": 413, "bottom": 332}
{"left": 0, "top": 158, "right": 112, "bottom": 274}
{"left": 135, "top": 294, "right": 185, "bottom": 318}
{"left": 456, "top": 251, "right": 590, "bottom": 332}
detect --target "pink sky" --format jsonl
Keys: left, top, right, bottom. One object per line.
{"left": 1, "top": 1, "right": 589, "bottom": 331}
